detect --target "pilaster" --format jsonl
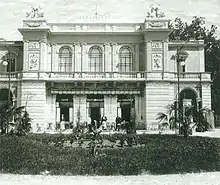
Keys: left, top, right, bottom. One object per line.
{"left": 135, "top": 44, "right": 140, "bottom": 71}
{"left": 104, "top": 43, "right": 111, "bottom": 72}
{"left": 74, "top": 43, "right": 81, "bottom": 72}
{"left": 81, "top": 43, "right": 87, "bottom": 72}
{"left": 111, "top": 42, "right": 118, "bottom": 72}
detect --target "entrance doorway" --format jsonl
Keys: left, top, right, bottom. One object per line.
{"left": 91, "top": 107, "right": 101, "bottom": 122}
{"left": 121, "top": 103, "right": 131, "bottom": 122}
{"left": 87, "top": 95, "right": 104, "bottom": 123}
{"left": 56, "top": 94, "right": 73, "bottom": 122}
{"left": 117, "top": 95, "right": 134, "bottom": 122}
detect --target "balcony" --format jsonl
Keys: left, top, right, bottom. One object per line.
{"left": 0, "top": 72, "right": 21, "bottom": 81}
{"left": 0, "top": 71, "right": 211, "bottom": 82}
{"left": 45, "top": 71, "right": 146, "bottom": 81}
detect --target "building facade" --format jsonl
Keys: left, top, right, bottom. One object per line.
{"left": 0, "top": 7, "right": 212, "bottom": 132}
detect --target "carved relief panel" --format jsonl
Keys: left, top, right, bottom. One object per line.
{"left": 152, "top": 53, "right": 162, "bottom": 70}
{"left": 152, "top": 41, "right": 163, "bottom": 49}
{"left": 28, "top": 53, "right": 39, "bottom": 70}
{"left": 29, "top": 42, "right": 40, "bottom": 49}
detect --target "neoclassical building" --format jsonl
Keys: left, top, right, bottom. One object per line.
{"left": 0, "top": 7, "right": 211, "bottom": 132}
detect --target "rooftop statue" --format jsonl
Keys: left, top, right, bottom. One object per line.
{"left": 26, "top": 5, "right": 44, "bottom": 18}
{"left": 146, "top": 4, "right": 165, "bottom": 18}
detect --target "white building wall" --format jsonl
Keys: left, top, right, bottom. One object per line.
{"left": 104, "top": 95, "right": 117, "bottom": 123}
{"left": 145, "top": 82, "right": 174, "bottom": 129}
{"left": 202, "top": 83, "right": 212, "bottom": 109}
{"left": 21, "top": 81, "right": 46, "bottom": 132}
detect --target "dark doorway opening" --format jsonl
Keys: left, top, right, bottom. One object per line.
{"left": 91, "top": 107, "right": 101, "bottom": 122}
{"left": 121, "top": 103, "right": 131, "bottom": 122}
{"left": 60, "top": 105, "right": 69, "bottom": 122}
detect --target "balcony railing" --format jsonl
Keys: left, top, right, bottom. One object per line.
{"left": 0, "top": 71, "right": 211, "bottom": 82}
{"left": 46, "top": 71, "right": 146, "bottom": 80}
{"left": 0, "top": 72, "right": 21, "bottom": 81}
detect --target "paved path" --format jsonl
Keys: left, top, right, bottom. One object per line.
{"left": 1, "top": 172, "right": 220, "bottom": 185}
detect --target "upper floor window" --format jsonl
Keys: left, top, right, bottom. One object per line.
{"left": 119, "top": 46, "right": 133, "bottom": 72}
{"left": 89, "top": 46, "right": 103, "bottom": 72}
{"left": 7, "top": 58, "right": 16, "bottom": 72}
{"left": 59, "top": 46, "right": 72, "bottom": 72}
{"left": 2, "top": 53, "right": 17, "bottom": 72}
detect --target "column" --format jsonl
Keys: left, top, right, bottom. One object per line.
{"left": 145, "top": 41, "right": 151, "bottom": 71}
{"left": 23, "top": 40, "right": 29, "bottom": 71}
{"left": 135, "top": 44, "right": 139, "bottom": 71}
{"left": 40, "top": 39, "right": 47, "bottom": 71}
{"left": 52, "top": 94, "right": 56, "bottom": 129}
{"left": 81, "top": 43, "right": 88, "bottom": 72}
{"left": 47, "top": 44, "right": 52, "bottom": 71}
{"left": 73, "top": 95, "right": 87, "bottom": 125}
{"left": 104, "top": 43, "right": 111, "bottom": 72}
{"left": 104, "top": 95, "right": 117, "bottom": 123}
{"left": 74, "top": 43, "right": 81, "bottom": 72}
{"left": 51, "top": 44, "right": 58, "bottom": 71}
{"left": 202, "top": 83, "right": 211, "bottom": 109}
{"left": 163, "top": 40, "right": 169, "bottom": 72}
{"left": 111, "top": 42, "right": 118, "bottom": 72}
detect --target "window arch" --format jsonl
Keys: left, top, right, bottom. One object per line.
{"left": 59, "top": 46, "right": 72, "bottom": 72}
{"left": 89, "top": 46, "right": 103, "bottom": 72}
{"left": 119, "top": 46, "right": 133, "bottom": 72}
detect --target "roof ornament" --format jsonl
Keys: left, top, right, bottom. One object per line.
{"left": 26, "top": 5, "right": 44, "bottom": 18}
{"left": 146, "top": 4, "right": 165, "bottom": 18}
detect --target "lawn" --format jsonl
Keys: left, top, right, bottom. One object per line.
{"left": 1, "top": 133, "right": 220, "bottom": 175}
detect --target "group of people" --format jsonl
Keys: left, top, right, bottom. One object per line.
{"left": 86, "top": 115, "right": 125, "bottom": 132}
{"left": 87, "top": 115, "right": 108, "bottom": 133}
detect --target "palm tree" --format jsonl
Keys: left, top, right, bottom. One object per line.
{"left": 157, "top": 101, "right": 212, "bottom": 139}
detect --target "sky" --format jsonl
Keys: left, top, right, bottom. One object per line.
{"left": 0, "top": 0, "right": 220, "bottom": 40}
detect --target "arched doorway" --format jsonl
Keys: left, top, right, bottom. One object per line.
{"left": 0, "top": 88, "right": 13, "bottom": 109}
{"left": 179, "top": 88, "right": 197, "bottom": 116}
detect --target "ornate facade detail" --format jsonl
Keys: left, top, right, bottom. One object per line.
{"left": 28, "top": 53, "right": 39, "bottom": 70}
{"left": 26, "top": 5, "right": 44, "bottom": 19}
{"left": 146, "top": 5, "right": 165, "bottom": 18}
{"left": 152, "top": 41, "right": 163, "bottom": 49}
{"left": 145, "top": 21, "right": 168, "bottom": 29}
{"left": 152, "top": 53, "right": 162, "bottom": 70}
{"left": 29, "top": 42, "right": 40, "bottom": 49}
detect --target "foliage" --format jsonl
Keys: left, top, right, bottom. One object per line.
{"left": 0, "top": 104, "right": 32, "bottom": 135}
{"left": 1, "top": 134, "right": 220, "bottom": 175}
{"left": 156, "top": 101, "right": 212, "bottom": 139}
{"left": 169, "top": 16, "right": 220, "bottom": 115}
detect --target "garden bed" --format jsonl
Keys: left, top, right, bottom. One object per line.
{"left": 1, "top": 133, "right": 220, "bottom": 175}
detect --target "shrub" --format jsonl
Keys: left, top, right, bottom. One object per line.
{"left": 1, "top": 134, "right": 220, "bottom": 175}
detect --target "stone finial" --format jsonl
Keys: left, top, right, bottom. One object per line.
{"left": 26, "top": 5, "right": 44, "bottom": 19}
{"left": 146, "top": 4, "right": 165, "bottom": 18}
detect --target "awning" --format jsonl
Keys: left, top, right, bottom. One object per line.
{"left": 50, "top": 89, "right": 141, "bottom": 95}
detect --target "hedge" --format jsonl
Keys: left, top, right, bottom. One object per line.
{"left": 1, "top": 134, "right": 220, "bottom": 175}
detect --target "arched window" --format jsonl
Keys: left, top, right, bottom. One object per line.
{"left": 89, "top": 46, "right": 103, "bottom": 72}
{"left": 59, "top": 46, "right": 72, "bottom": 72}
{"left": 119, "top": 46, "right": 133, "bottom": 72}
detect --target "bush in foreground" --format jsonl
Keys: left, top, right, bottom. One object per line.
{"left": 1, "top": 134, "right": 220, "bottom": 175}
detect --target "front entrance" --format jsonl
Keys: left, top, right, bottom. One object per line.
{"left": 121, "top": 103, "right": 131, "bottom": 122}
{"left": 87, "top": 95, "right": 104, "bottom": 123}
{"left": 56, "top": 94, "right": 73, "bottom": 123}
{"left": 91, "top": 107, "right": 101, "bottom": 122}
{"left": 117, "top": 95, "right": 135, "bottom": 122}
